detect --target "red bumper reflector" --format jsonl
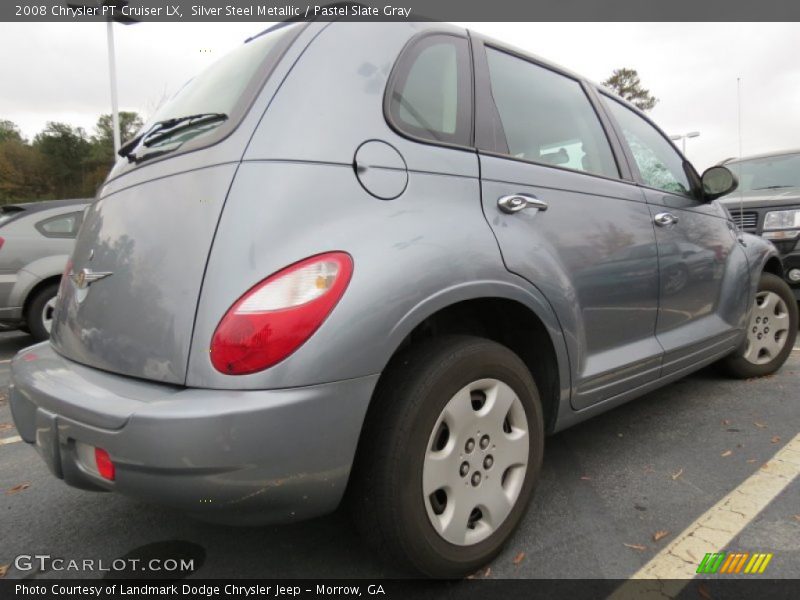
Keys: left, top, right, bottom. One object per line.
{"left": 95, "top": 447, "right": 115, "bottom": 481}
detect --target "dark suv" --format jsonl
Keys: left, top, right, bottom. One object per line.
{"left": 720, "top": 150, "right": 800, "bottom": 299}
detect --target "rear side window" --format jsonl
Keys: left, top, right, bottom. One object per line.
{"left": 484, "top": 47, "right": 619, "bottom": 179}
{"left": 36, "top": 211, "right": 83, "bottom": 238}
{"left": 387, "top": 34, "right": 472, "bottom": 146}
{"left": 602, "top": 97, "right": 692, "bottom": 196}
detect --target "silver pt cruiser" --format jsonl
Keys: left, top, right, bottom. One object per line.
{"left": 10, "top": 21, "right": 798, "bottom": 577}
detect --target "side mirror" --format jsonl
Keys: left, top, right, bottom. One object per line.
{"left": 701, "top": 166, "right": 738, "bottom": 201}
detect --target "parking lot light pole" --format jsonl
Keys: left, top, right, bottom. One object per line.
{"left": 106, "top": 19, "right": 121, "bottom": 155}
{"left": 670, "top": 131, "right": 701, "bottom": 155}
{"left": 67, "top": 1, "right": 138, "bottom": 157}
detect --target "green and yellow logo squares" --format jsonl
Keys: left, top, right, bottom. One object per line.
{"left": 696, "top": 552, "right": 773, "bottom": 574}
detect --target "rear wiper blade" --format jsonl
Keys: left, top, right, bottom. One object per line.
{"left": 753, "top": 185, "right": 791, "bottom": 190}
{"left": 142, "top": 113, "right": 228, "bottom": 148}
{"left": 117, "top": 113, "right": 228, "bottom": 159}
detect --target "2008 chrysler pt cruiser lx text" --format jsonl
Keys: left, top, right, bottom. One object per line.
{"left": 9, "top": 21, "right": 798, "bottom": 577}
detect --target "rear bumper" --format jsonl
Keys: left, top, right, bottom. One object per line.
{"left": 10, "top": 342, "right": 378, "bottom": 525}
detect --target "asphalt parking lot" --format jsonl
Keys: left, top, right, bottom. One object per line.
{"left": 0, "top": 330, "right": 798, "bottom": 581}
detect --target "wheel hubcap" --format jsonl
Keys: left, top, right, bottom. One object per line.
{"left": 422, "top": 378, "right": 529, "bottom": 546}
{"left": 743, "top": 291, "right": 790, "bottom": 365}
{"left": 41, "top": 297, "right": 57, "bottom": 334}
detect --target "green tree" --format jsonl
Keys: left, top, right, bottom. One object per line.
{"left": 0, "top": 113, "right": 146, "bottom": 203}
{"left": 0, "top": 137, "right": 48, "bottom": 202}
{"left": 91, "top": 111, "right": 144, "bottom": 161}
{"left": 0, "top": 120, "right": 24, "bottom": 143}
{"left": 33, "top": 122, "right": 92, "bottom": 198}
{"left": 0, "top": 119, "right": 48, "bottom": 203}
{"left": 602, "top": 68, "right": 658, "bottom": 111}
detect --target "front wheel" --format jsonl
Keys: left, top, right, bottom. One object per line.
{"left": 348, "top": 336, "right": 544, "bottom": 577}
{"left": 722, "top": 273, "right": 798, "bottom": 378}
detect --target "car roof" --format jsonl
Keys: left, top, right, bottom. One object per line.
{"left": 723, "top": 149, "right": 800, "bottom": 164}
{"left": 0, "top": 198, "right": 90, "bottom": 214}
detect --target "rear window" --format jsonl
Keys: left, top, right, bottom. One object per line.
{"left": 386, "top": 34, "right": 472, "bottom": 146}
{"left": 108, "top": 22, "right": 305, "bottom": 175}
{"left": 147, "top": 23, "right": 302, "bottom": 128}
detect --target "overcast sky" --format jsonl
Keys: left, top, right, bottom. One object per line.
{"left": 1, "top": 21, "right": 798, "bottom": 170}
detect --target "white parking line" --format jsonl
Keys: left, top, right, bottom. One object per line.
{"left": 611, "top": 432, "right": 800, "bottom": 597}
{"left": 0, "top": 435, "right": 22, "bottom": 445}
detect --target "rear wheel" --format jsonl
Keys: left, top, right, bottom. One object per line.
{"left": 349, "top": 336, "right": 544, "bottom": 577}
{"left": 27, "top": 283, "right": 59, "bottom": 342}
{"left": 722, "top": 273, "right": 798, "bottom": 378}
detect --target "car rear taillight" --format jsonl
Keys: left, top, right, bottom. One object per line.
{"left": 0, "top": 237, "right": 4, "bottom": 251}
{"left": 94, "top": 447, "right": 115, "bottom": 481}
{"left": 210, "top": 252, "right": 353, "bottom": 375}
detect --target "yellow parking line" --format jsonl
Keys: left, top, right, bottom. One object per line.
{"left": 610, "top": 432, "right": 800, "bottom": 597}
{"left": 0, "top": 435, "right": 22, "bottom": 445}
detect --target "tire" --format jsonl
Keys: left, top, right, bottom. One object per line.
{"left": 26, "top": 283, "right": 59, "bottom": 342}
{"left": 722, "top": 273, "right": 798, "bottom": 378}
{"left": 348, "top": 335, "right": 544, "bottom": 578}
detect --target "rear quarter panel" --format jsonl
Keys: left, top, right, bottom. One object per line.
{"left": 186, "top": 160, "right": 520, "bottom": 389}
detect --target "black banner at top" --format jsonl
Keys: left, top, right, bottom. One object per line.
{"left": 3, "top": 0, "right": 800, "bottom": 22}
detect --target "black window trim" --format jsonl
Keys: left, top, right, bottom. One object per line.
{"left": 35, "top": 211, "right": 83, "bottom": 239}
{"left": 383, "top": 30, "right": 476, "bottom": 153}
{"left": 470, "top": 34, "right": 633, "bottom": 185}
{"left": 596, "top": 89, "right": 704, "bottom": 202}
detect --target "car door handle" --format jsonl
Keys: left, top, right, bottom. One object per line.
{"left": 653, "top": 212, "right": 679, "bottom": 227}
{"left": 497, "top": 194, "right": 548, "bottom": 214}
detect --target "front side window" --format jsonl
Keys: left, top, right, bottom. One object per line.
{"left": 387, "top": 34, "right": 472, "bottom": 146}
{"left": 36, "top": 211, "right": 83, "bottom": 238}
{"left": 484, "top": 47, "right": 619, "bottom": 179}
{"left": 602, "top": 97, "right": 692, "bottom": 195}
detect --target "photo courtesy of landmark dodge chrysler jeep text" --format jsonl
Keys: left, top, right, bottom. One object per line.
{"left": 9, "top": 21, "right": 798, "bottom": 577}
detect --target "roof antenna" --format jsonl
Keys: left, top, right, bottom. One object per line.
{"left": 737, "top": 77, "right": 744, "bottom": 224}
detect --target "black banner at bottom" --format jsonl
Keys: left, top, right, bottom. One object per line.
{"left": 2, "top": 579, "right": 800, "bottom": 600}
